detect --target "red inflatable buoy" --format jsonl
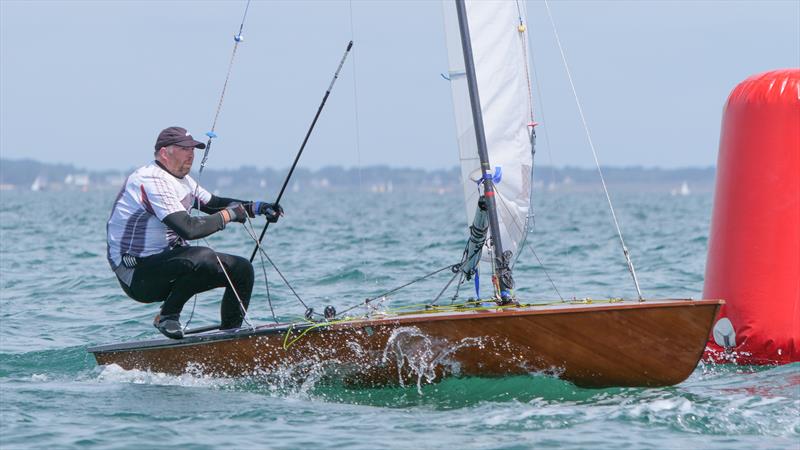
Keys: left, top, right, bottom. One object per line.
{"left": 703, "top": 69, "right": 800, "bottom": 365}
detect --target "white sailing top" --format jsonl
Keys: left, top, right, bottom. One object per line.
{"left": 106, "top": 161, "right": 212, "bottom": 271}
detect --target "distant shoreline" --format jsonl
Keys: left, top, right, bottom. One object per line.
{"left": 0, "top": 158, "right": 715, "bottom": 194}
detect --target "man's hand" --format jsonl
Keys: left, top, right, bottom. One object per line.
{"left": 224, "top": 203, "right": 248, "bottom": 224}
{"left": 246, "top": 201, "right": 284, "bottom": 223}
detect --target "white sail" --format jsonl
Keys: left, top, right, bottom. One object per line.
{"left": 443, "top": 0, "right": 535, "bottom": 266}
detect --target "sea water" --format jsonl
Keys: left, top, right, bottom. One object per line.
{"left": 1, "top": 187, "right": 797, "bottom": 449}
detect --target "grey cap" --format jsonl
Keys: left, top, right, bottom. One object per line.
{"left": 154, "top": 126, "right": 206, "bottom": 151}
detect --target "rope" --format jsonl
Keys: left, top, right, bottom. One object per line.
{"left": 543, "top": 0, "right": 644, "bottom": 300}
{"left": 470, "top": 185, "right": 501, "bottom": 300}
{"left": 488, "top": 235, "right": 500, "bottom": 298}
{"left": 282, "top": 316, "right": 353, "bottom": 350}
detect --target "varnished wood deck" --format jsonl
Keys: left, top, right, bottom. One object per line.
{"left": 89, "top": 299, "right": 722, "bottom": 388}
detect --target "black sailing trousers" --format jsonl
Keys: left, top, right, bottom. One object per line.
{"left": 121, "top": 246, "right": 254, "bottom": 329}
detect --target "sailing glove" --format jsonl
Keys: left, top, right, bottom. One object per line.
{"left": 246, "top": 201, "right": 283, "bottom": 223}
{"left": 224, "top": 203, "right": 248, "bottom": 224}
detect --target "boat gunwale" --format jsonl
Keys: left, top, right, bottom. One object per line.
{"left": 87, "top": 298, "right": 723, "bottom": 355}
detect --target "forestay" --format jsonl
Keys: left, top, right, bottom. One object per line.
{"left": 443, "top": 0, "right": 535, "bottom": 267}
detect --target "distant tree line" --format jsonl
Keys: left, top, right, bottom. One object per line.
{"left": 0, "top": 158, "right": 715, "bottom": 192}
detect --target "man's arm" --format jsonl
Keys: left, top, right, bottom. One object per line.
{"left": 163, "top": 204, "right": 248, "bottom": 240}
{"left": 200, "top": 195, "right": 283, "bottom": 223}
{"left": 199, "top": 195, "right": 245, "bottom": 214}
{"left": 163, "top": 211, "right": 226, "bottom": 240}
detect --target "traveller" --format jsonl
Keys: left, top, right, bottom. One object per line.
{"left": 106, "top": 126, "right": 282, "bottom": 339}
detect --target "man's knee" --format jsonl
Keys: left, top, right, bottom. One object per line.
{"left": 186, "top": 248, "right": 253, "bottom": 287}
{"left": 187, "top": 247, "right": 222, "bottom": 273}
{"left": 189, "top": 246, "right": 217, "bottom": 262}
{"left": 229, "top": 255, "right": 254, "bottom": 282}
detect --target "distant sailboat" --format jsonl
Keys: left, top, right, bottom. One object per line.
{"left": 30, "top": 175, "right": 47, "bottom": 192}
{"left": 89, "top": 0, "right": 721, "bottom": 388}
{"left": 671, "top": 181, "right": 691, "bottom": 196}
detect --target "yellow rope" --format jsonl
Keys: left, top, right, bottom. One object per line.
{"left": 281, "top": 316, "right": 357, "bottom": 350}
{"left": 278, "top": 297, "right": 628, "bottom": 348}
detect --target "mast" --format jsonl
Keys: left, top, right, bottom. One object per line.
{"left": 454, "top": 0, "right": 514, "bottom": 302}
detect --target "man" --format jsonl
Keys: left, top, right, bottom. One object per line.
{"left": 106, "top": 126, "right": 282, "bottom": 339}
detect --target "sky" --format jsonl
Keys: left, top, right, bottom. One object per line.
{"left": 1, "top": 0, "right": 798, "bottom": 171}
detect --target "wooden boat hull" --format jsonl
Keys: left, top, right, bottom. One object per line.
{"left": 89, "top": 299, "right": 722, "bottom": 388}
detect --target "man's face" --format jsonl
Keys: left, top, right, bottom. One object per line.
{"left": 160, "top": 145, "right": 195, "bottom": 177}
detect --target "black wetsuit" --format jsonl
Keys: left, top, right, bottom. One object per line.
{"left": 118, "top": 193, "right": 254, "bottom": 329}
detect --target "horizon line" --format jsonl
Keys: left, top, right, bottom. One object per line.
{"left": 0, "top": 157, "right": 717, "bottom": 173}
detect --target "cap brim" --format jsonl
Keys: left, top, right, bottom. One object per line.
{"left": 173, "top": 138, "right": 206, "bottom": 149}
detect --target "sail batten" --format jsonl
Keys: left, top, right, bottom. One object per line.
{"left": 443, "top": 0, "right": 535, "bottom": 272}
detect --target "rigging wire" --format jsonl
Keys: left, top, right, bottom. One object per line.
{"left": 247, "top": 219, "right": 279, "bottom": 323}
{"left": 182, "top": 0, "right": 255, "bottom": 331}
{"left": 249, "top": 40, "right": 354, "bottom": 262}
{"left": 515, "top": 0, "right": 540, "bottom": 247}
{"left": 191, "top": 37, "right": 354, "bottom": 327}
{"left": 198, "top": 0, "right": 253, "bottom": 176}
{"left": 524, "top": 7, "right": 565, "bottom": 292}
{"left": 493, "top": 185, "right": 564, "bottom": 301}
{"left": 182, "top": 292, "right": 200, "bottom": 329}
{"left": 208, "top": 241, "right": 255, "bottom": 328}
{"left": 430, "top": 270, "right": 463, "bottom": 306}
{"left": 348, "top": 0, "right": 368, "bottom": 286}
{"left": 521, "top": 1, "right": 557, "bottom": 189}
{"left": 512, "top": 0, "right": 548, "bottom": 221}
{"left": 516, "top": 0, "right": 564, "bottom": 299}
{"left": 450, "top": 274, "right": 466, "bottom": 304}
{"left": 514, "top": 0, "right": 536, "bottom": 132}
{"left": 337, "top": 264, "right": 454, "bottom": 317}
{"left": 184, "top": 235, "right": 255, "bottom": 330}
{"left": 242, "top": 223, "right": 311, "bottom": 313}
{"left": 542, "top": 0, "right": 644, "bottom": 300}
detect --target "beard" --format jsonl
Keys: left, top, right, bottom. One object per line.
{"left": 176, "top": 161, "right": 193, "bottom": 177}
